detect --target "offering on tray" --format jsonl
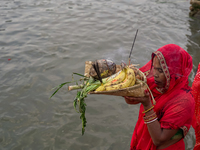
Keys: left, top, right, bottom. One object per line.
{"left": 50, "top": 59, "right": 148, "bottom": 135}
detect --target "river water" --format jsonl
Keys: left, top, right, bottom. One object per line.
{"left": 0, "top": 0, "right": 199, "bottom": 149}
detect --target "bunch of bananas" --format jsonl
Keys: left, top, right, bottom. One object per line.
{"left": 95, "top": 66, "right": 136, "bottom": 91}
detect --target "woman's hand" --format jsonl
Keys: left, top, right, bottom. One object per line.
{"left": 124, "top": 90, "right": 151, "bottom": 107}
{"left": 124, "top": 96, "right": 141, "bottom": 105}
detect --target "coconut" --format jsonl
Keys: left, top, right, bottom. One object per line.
{"left": 89, "top": 59, "right": 116, "bottom": 79}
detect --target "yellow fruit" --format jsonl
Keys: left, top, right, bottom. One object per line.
{"left": 95, "top": 68, "right": 126, "bottom": 91}
{"left": 105, "top": 66, "right": 135, "bottom": 91}
{"left": 129, "top": 69, "right": 136, "bottom": 87}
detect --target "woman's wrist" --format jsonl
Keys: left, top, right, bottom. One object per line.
{"left": 143, "top": 102, "right": 155, "bottom": 116}
{"left": 142, "top": 100, "right": 152, "bottom": 109}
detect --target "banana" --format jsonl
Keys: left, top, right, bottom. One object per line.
{"left": 95, "top": 68, "right": 126, "bottom": 91}
{"left": 105, "top": 66, "right": 135, "bottom": 91}
{"left": 129, "top": 69, "right": 136, "bottom": 87}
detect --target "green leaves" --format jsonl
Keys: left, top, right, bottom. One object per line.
{"left": 72, "top": 72, "right": 86, "bottom": 77}
{"left": 50, "top": 81, "right": 72, "bottom": 98}
{"left": 50, "top": 73, "right": 88, "bottom": 99}
{"left": 50, "top": 72, "right": 102, "bottom": 135}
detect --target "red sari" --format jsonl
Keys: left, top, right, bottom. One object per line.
{"left": 192, "top": 63, "right": 200, "bottom": 150}
{"left": 130, "top": 44, "right": 195, "bottom": 150}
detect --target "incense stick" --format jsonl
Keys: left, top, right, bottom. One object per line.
{"left": 128, "top": 29, "right": 139, "bottom": 66}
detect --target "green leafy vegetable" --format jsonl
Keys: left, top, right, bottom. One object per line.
{"left": 50, "top": 73, "right": 101, "bottom": 135}
{"left": 50, "top": 71, "right": 120, "bottom": 135}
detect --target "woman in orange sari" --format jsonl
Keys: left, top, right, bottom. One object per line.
{"left": 124, "top": 44, "right": 195, "bottom": 149}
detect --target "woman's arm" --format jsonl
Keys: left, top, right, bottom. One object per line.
{"left": 124, "top": 95, "right": 180, "bottom": 147}
{"left": 143, "top": 103, "right": 179, "bottom": 147}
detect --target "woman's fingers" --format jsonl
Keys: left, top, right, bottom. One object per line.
{"left": 124, "top": 94, "right": 151, "bottom": 105}
{"left": 124, "top": 96, "right": 143, "bottom": 105}
{"left": 124, "top": 97, "right": 140, "bottom": 105}
{"left": 124, "top": 96, "right": 136, "bottom": 101}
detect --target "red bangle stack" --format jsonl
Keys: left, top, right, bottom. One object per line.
{"left": 143, "top": 112, "right": 158, "bottom": 124}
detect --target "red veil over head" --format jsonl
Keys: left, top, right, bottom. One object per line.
{"left": 130, "top": 44, "right": 195, "bottom": 150}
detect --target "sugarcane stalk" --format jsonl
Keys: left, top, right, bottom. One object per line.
{"left": 68, "top": 84, "right": 84, "bottom": 91}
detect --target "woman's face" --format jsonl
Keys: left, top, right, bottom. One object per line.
{"left": 152, "top": 56, "right": 166, "bottom": 88}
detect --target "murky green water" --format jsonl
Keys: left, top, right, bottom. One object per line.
{"left": 0, "top": 0, "right": 199, "bottom": 149}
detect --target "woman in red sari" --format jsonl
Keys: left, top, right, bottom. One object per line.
{"left": 124, "top": 44, "right": 195, "bottom": 149}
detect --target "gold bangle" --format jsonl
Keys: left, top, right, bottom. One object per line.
{"left": 143, "top": 115, "right": 157, "bottom": 122}
{"left": 142, "top": 105, "right": 154, "bottom": 114}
